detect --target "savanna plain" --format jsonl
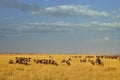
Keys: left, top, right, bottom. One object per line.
{"left": 0, "top": 53, "right": 120, "bottom": 80}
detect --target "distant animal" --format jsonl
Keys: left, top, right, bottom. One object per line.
{"left": 85, "top": 56, "right": 95, "bottom": 58}
{"left": 9, "top": 60, "right": 14, "bottom": 64}
{"left": 61, "top": 58, "right": 71, "bottom": 66}
{"left": 90, "top": 60, "right": 96, "bottom": 65}
{"left": 80, "top": 58, "right": 87, "bottom": 62}
{"left": 90, "top": 57, "right": 104, "bottom": 66}
{"left": 49, "top": 56, "right": 52, "bottom": 58}
{"left": 49, "top": 59, "right": 58, "bottom": 66}
{"left": 96, "top": 57, "right": 104, "bottom": 66}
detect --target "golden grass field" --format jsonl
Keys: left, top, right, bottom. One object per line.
{"left": 0, "top": 54, "right": 120, "bottom": 80}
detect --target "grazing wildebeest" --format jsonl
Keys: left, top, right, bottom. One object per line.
{"left": 49, "top": 59, "right": 58, "bottom": 66}
{"left": 49, "top": 56, "right": 52, "bottom": 58}
{"left": 104, "top": 55, "right": 120, "bottom": 60}
{"left": 15, "top": 57, "right": 31, "bottom": 65}
{"left": 85, "top": 56, "right": 95, "bottom": 58}
{"left": 34, "top": 59, "right": 39, "bottom": 63}
{"left": 74, "top": 56, "right": 78, "bottom": 58}
{"left": 9, "top": 60, "right": 14, "bottom": 64}
{"left": 34, "top": 59, "right": 46, "bottom": 64}
{"left": 90, "top": 60, "right": 96, "bottom": 65}
{"left": 80, "top": 58, "right": 87, "bottom": 62}
{"left": 34, "top": 59, "right": 58, "bottom": 66}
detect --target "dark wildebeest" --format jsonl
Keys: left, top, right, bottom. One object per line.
{"left": 9, "top": 60, "right": 14, "bottom": 64}
{"left": 90, "top": 60, "right": 96, "bottom": 65}
{"left": 96, "top": 57, "right": 104, "bottom": 66}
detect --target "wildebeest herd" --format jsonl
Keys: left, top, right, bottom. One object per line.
{"left": 34, "top": 59, "right": 58, "bottom": 66}
{"left": 9, "top": 57, "right": 70, "bottom": 66}
{"left": 9, "top": 55, "right": 120, "bottom": 66}
{"left": 80, "top": 57, "right": 104, "bottom": 66}
{"left": 9, "top": 57, "right": 31, "bottom": 65}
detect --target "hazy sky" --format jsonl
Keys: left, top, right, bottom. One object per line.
{"left": 0, "top": 0, "right": 120, "bottom": 54}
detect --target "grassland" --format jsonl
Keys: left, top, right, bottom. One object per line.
{"left": 0, "top": 53, "right": 120, "bottom": 80}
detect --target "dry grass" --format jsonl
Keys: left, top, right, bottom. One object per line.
{"left": 0, "top": 54, "right": 120, "bottom": 80}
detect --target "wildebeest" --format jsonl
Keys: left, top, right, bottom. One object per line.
{"left": 61, "top": 58, "right": 71, "bottom": 66}
{"left": 9, "top": 60, "right": 14, "bottom": 64}
{"left": 85, "top": 56, "right": 95, "bottom": 58}
{"left": 80, "top": 58, "right": 87, "bottom": 62}
{"left": 103, "top": 55, "right": 120, "bottom": 59}
{"left": 73, "top": 56, "right": 82, "bottom": 58}
{"left": 96, "top": 57, "right": 104, "bottom": 66}
{"left": 90, "top": 57, "right": 104, "bottom": 66}
{"left": 49, "top": 59, "right": 58, "bottom": 66}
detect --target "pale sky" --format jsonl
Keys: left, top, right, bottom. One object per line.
{"left": 0, "top": 0, "right": 120, "bottom": 54}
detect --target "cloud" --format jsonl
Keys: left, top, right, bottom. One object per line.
{"left": 89, "top": 21, "right": 120, "bottom": 31}
{"left": 89, "top": 37, "right": 110, "bottom": 42}
{"left": 35, "top": 5, "right": 109, "bottom": 17}
{"left": 104, "top": 37, "right": 110, "bottom": 41}
{"left": 3, "top": 17, "right": 14, "bottom": 20}
{"left": 112, "top": 13, "right": 120, "bottom": 19}
{"left": 0, "top": 0, "right": 41, "bottom": 11}
{"left": 27, "top": 21, "right": 120, "bottom": 28}
{"left": 90, "top": 21, "right": 119, "bottom": 27}
{"left": 111, "top": 9, "right": 120, "bottom": 20}
{"left": 89, "top": 37, "right": 120, "bottom": 43}
{"left": 20, "top": 22, "right": 74, "bottom": 33}
{"left": 113, "top": 15, "right": 120, "bottom": 19}
{"left": 0, "top": 22, "right": 72, "bottom": 37}
{"left": 0, "top": 21, "right": 120, "bottom": 37}
{"left": 0, "top": 0, "right": 109, "bottom": 17}
{"left": 16, "top": 21, "right": 120, "bottom": 33}
{"left": 44, "top": 0, "right": 49, "bottom": 1}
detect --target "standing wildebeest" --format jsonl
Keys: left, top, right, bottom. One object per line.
{"left": 96, "top": 57, "right": 104, "bottom": 66}
{"left": 90, "top": 57, "right": 104, "bottom": 66}
{"left": 61, "top": 58, "right": 71, "bottom": 66}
